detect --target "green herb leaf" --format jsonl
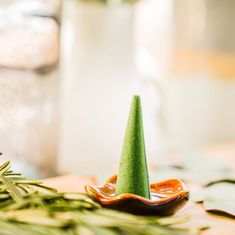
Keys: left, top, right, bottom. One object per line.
{"left": 203, "top": 182, "right": 235, "bottom": 218}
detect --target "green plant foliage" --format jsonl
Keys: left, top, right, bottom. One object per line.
{"left": 203, "top": 182, "right": 235, "bottom": 218}
{"left": 151, "top": 151, "right": 234, "bottom": 185}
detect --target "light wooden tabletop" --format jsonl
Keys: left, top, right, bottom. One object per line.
{"left": 43, "top": 174, "right": 235, "bottom": 235}
{"left": 43, "top": 143, "right": 235, "bottom": 234}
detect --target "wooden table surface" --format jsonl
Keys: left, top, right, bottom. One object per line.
{"left": 43, "top": 143, "right": 235, "bottom": 235}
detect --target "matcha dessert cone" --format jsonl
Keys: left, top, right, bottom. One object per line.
{"left": 116, "top": 95, "right": 151, "bottom": 199}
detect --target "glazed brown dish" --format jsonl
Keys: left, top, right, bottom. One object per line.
{"left": 85, "top": 175, "right": 189, "bottom": 216}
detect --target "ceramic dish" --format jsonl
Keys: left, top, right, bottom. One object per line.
{"left": 85, "top": 175, "right": 189, "bottom": 215}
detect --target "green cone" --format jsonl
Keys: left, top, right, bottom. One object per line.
{"left": 116, "top": 95, "right": 150, "bottom": 199}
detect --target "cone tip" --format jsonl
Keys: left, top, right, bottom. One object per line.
{"left": 132, "top": 95, "right": 141, "bottom": 105}
{"left": 133, "top": 95, "right": 140, "bottom": 100}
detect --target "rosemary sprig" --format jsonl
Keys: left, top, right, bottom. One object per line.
{"left": 0, "top": 160, "right": 206, "bottom": 235}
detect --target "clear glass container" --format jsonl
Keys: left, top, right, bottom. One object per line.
{"left": 135, "top": 0, "right": 235, "bottom": 151}
{"left": 0, "top": 0, "right": 61, "bottom": 178}
{"left": 59, "top": 0, "right": 136, "bottom": 180}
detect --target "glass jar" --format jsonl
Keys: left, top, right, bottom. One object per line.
{"left": 0, "top": 0, "right": 61, "bottom": 178}
{"left": 59, "top": 0, "right": 137, "bottom": 180}
{"left": 135, "top": 0, "right": 235, "bottom": 151}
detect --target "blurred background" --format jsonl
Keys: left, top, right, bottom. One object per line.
{"left": 0, "top": 0, "right": 235, "bottom": 180}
